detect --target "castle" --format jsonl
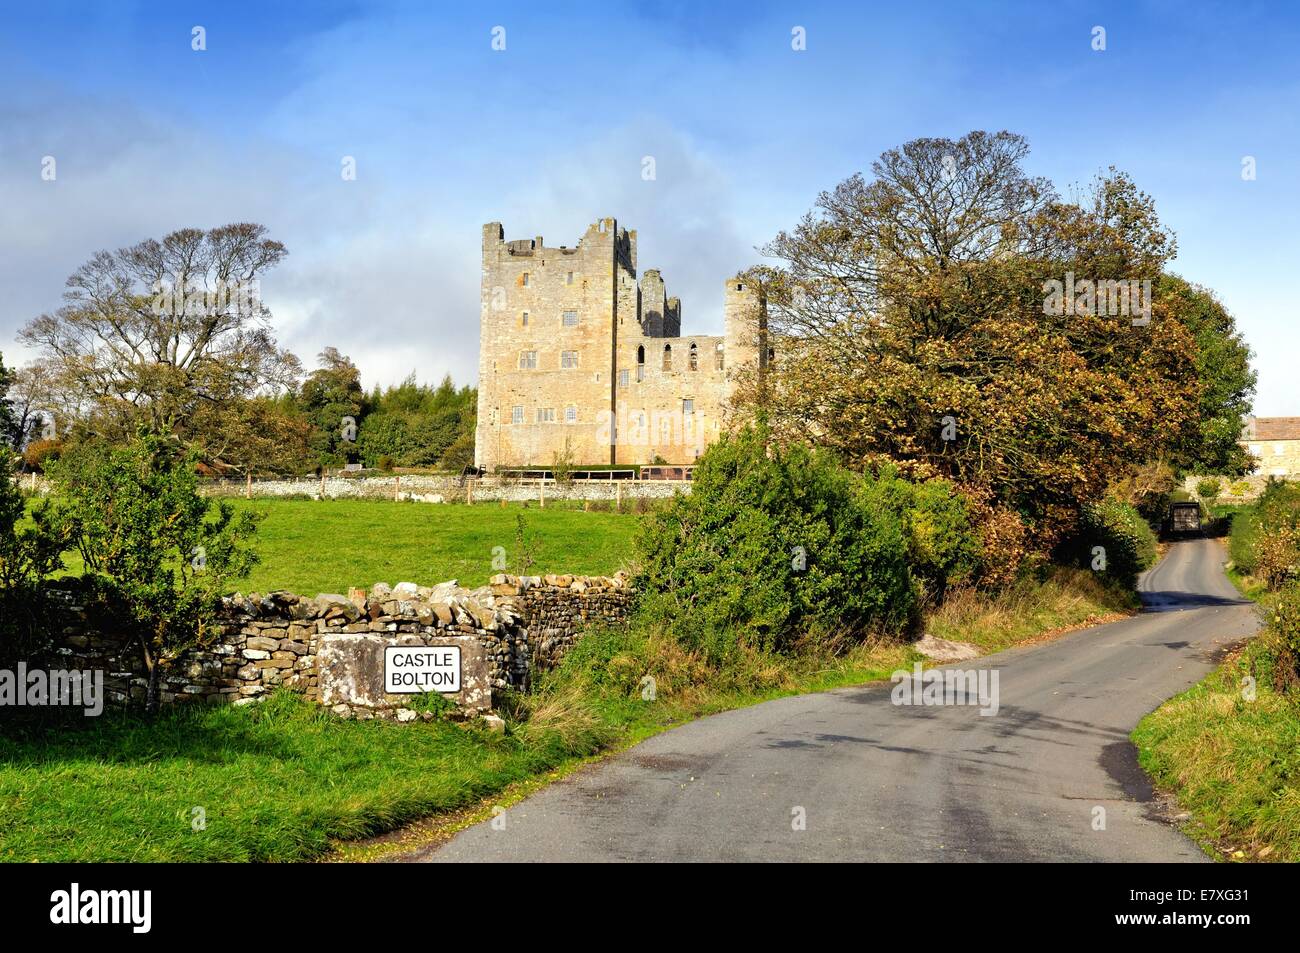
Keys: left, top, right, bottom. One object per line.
{"left": 474, "top": 218, "right": 766, "bottom": 470}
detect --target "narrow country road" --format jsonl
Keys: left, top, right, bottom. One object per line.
{"left": 417, "top": 538, "right": 1257, "bottom": 862}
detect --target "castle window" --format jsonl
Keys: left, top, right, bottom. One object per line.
{"left": 521, "top": 311, "right": 529, "bottom": 327}
{"left": 565, "top": 406, "right": 577, "bottom": 423}
{"left": 511, "top": 406, "right": 524, "bottom": 424}
{"left": 715, "top": 343, "right": 724, "bottom": 370}
{"left": 561, "top": 350, "right": 579, "bottom": 369}
{"left": 522, "top": 272, "right": 530, "bottom": 287}
{"left": 663, "top": 344, "right": 672, "bottom": 371}
{"left": 682, "top": 398, "right": 695, "bottom": 415}
{"left": 519, "top": 351, "right": 537, "bottom": 370}
{"left": 562, "top": 310, "right": 579, "bottom": 326}
{"left": 536, "top": 407, "right": 556, "bottom": 423}
{"left": 566, "top": 271, "right": 575, "bottom": 285}
{"left": 618, "top": 369, "right": 629, "bottom": 388}
{"left": 637, "top": 346, "right": 646, "bottom": 381}
{"left": 689, "top": 342, "right": 698, "bottom": 371}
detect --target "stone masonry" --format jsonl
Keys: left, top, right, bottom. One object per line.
{"left": 38, "top": 572, "right": 634, "bottom": 721}
{"left": 475, "top": 218, "right": 767, "bottom": 471}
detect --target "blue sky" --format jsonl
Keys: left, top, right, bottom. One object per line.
{"left": 1, "top": 0, "right": 1296, "bottom": 413}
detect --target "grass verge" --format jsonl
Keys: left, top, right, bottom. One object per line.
{"left": 928, "top": 566, "right": 1136, "bottom": 653}
{"left": 1133, "top": 639, "right": 1300, "bottom": 862}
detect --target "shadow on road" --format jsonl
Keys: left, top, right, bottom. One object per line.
{"left": 1139, "top": 590, "right": 1250, "bottom": 612}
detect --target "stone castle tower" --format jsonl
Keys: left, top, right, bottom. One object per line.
{"left": 475, "top": 218, "right": 765, "bottom": 470}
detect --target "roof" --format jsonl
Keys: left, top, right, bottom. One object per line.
{"left": 1246, "top": 417, "right": 1300, "bottom": 441}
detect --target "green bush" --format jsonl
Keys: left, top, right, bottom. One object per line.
{"left": 1058, "top": 498, "right": 1158, "bottom": 590}
{"left": 859, "top": 465, "right": 981, "bottom": 603}
{"left": 1196, "top": 477, "right": 1222, "bottom": 500}
{"left": 1229, "top": 480, "right": 1300, "bottom": 578}
{"left": 0, "top": 449, "right": 67, "bottom": 655}
{"left": 634, "top": 428, "right": 915, "bottom": 660}
{"left": 49, "top": 432, "right": 262, "bottom": 711}
{"left": 1261, "top": 581, "right": 1300, "bottom": 691}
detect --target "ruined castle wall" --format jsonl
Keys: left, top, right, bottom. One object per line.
{"left": 476, "top": 219, "right": 765, "bottom": 471}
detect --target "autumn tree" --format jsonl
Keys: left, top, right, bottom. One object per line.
{"left": 736, "top": 131, "right": 1201, "bottom": 551}
{"left": 19, "top": 224, "right": 302, "bottom": 471}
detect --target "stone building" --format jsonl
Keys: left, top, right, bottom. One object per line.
{"left": 1243, "top": 416, "right": 1300, "bottom": 479}
{"left": 474, "top": 218, "right": 765, "bottom": 470}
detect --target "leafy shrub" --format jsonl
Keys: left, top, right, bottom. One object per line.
{"left": 1196, "top": 477, "right": 1222, "bottom": 501}
{"left": 1230, "top": 480, "right": 1300, "bottom": 582}
{"left": 22, "top": 438, "right": 62, "bottom": 473}
{"left": 1108, "top": 459, "right": 1178, "bottom": 524}
{"left": 49, "top": 432, "right": 262, "bottom": 712}
{"left": 1057, "top": 498, "right": 1158, "bottom": 590}
{"left": 0, "top": 449, "right": 67, "bottom": 655}
{"left": 963, "top": 495, "right": 1030, "bottom": 589}
{"left": 1259, "top": 581, "right": 1300, "bottom": 692}
{"left": 859, "top": 465, "right": 981, "bottom": 603}
{"left": 634, "top": 428, "right": 915, "bottom": 660}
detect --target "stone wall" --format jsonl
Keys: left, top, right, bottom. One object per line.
{"left": 39, "top": 572, "right": 634, "bottom": 721}
{"left": 197, "top": 473, "right": 688, "bottom": 503}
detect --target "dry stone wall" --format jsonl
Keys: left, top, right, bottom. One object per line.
{"left": 39, "top": 572, "right": 634, "bottom": 721}
{"left": 198, "top": 474, "right": 686, "bottom": 503}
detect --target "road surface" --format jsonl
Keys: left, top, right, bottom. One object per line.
{"left": 418, "top": 538, "right": 1256, "bottom": 862}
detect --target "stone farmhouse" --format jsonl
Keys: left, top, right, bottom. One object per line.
{"left": 474, "top": 218, "right": 766, "bottom": 470}
{"left": 1243, "top": 416, "right": 1300, "bottom": 479}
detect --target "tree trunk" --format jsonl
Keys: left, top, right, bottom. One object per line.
{"left": 145, "top": 663, "right": 161, "bottom": 715}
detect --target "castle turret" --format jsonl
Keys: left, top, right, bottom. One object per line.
{"left": 723, "top": 277, "right": 766, "bottom": 382}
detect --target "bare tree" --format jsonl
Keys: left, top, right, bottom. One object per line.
{"left": 20, "top": 224, "right": 302, "bottom": 466}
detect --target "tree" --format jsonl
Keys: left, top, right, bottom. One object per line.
{"left": 298, "top": 347, "right": 366, "bottom": 468}
{"left": 1157, "top": 276, "right": 1256, "bottom": 475}
{"left": 356, "top": 373, "right": 477, "bottom": 469}
{"left": 20, "top": 224, "right": 302, "bottom": 470}
{"left": 0, "top": 420, "right": 68, "bottom": 652}
{"left": 50, "top": 432, "right": 261, "bottom": 712}
{"left": 736, "top": 131, "right": 1201, "bottom": 552}
{"left": 3, "top": 361, "right": 58, "bottom": 451}
{"left": 0, "top": 354, "right": 15, "bottom": 446}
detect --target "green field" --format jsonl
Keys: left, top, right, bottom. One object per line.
{"left": 44, "top": 497, "right": 640, "bottom": 596}
{"left": 233, "top": 499, "right": 639, "bottom": 595}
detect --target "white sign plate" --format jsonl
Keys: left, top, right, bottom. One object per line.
{"left": 384, "top": 646, "right": 462, "bottom": 693}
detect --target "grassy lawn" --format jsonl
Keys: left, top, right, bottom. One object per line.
{"left": 43, "top": 498, "right": 640, "bottom": 596}
{"left": 1133, "top": 642, "right": 1300, "bottom": 862}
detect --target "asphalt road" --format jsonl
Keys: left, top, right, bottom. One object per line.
{"left": 418, "top": 538, "right": 1257, "bottom": 862}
